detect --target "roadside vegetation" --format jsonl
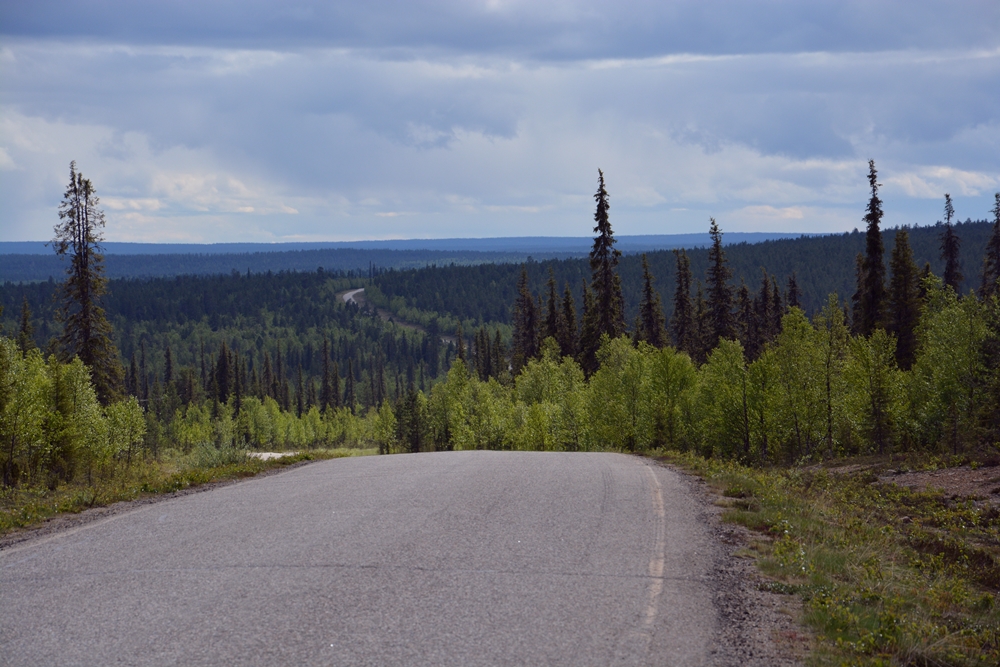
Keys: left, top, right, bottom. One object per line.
{"left": 665, "top": 451, "right": 1000, "bottom": 666}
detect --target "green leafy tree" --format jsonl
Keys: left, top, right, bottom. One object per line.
{"left": 854, "top": 160, "right": 887, "bottom": 337}
{"left": 647, "top": 345, "right": 697, "bottom": 450}
{"left": 846, "top": 329, "right": 902, "bottom": 455}
{"left": 52, "top": 161, "right": 124, "bottom": 404}
{"left": 814, "top": 294, "right": 850, "bottom": 457}
{"left": 587, "top": 336, "right": 649, "bottom": 452}
{"left": 16, "top": 297, "right": 35, "bottom": 356}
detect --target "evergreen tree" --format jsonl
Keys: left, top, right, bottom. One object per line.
{"left": 331, "top": 360, "right": 341, "bottom": 408}
{"left": 940, "top": 193, "right": 963, "bottom": 292}
{"left": 163, "top": 345, "right": 174, "bottom": 386}
{"left": 637, "top": 254, "right": 667, "bottom": 348}
{"left": 888, "top": 229, "right": 920, "bottom": 369}
{"left": 215, "top": 341, "right": 231, "bottom": 403}
{"left": 296, "top": 365, "right": 304, "bottom": 416}
{"left": 670, "top": 249, "right": 695, "bottom": 355}
{"left": 755, "top": 269, "right": 773, "bottom": 347}
{"left": 735, "top": 281, "right": 757, "bottom": 360}
{"left": 557, "top": 283, "right": 578, "bottom": 359}
{"left": 344, "top": 358, "right": 356, "bottom": 413}
{"left": 577, "top": 280, "right": 600, "bottom": 375}
{"left": 321, "top": 338, "right": 333, "bottom": 412}
{"left": 588, "top": 170, "right": 626, "bottom": 341}
{"left": 705, "top": 218, "right": 734, "bottom": 350}
{"left": 455, "top": 322, "right": 466, "bottom": 363}
{"left": 693, "top": 281, "right": 709, "bottom": 365}
{"left": 786, "top": 272, "right": 801, "bottom": 309}
{"left": 52, "top": 161, "right": 123, "bottom": 404}
{"left": 770, "top": 277, "right": 783, "bottom": 333}
{"left": 855, "top": 159, "right": 887, "bottom": 337}
{"left": 542, "top": 269, "right": 561, "bottom": 343}
{"left": 982, "top": 193, "right": 1000, "bottom": 299}
{"left": 16, "top": 296, "right": 35, "bottom": 356}
{"left": 511, "top": 268, "right": 539, "bottom": 373}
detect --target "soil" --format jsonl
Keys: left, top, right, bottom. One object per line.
{"left": 661, "top": 462, "right": 812, "bottom": 666}
{"left": 877, "top": 464, "right": 1000, "bottom": 504}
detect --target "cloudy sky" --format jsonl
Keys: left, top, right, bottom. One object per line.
{"left": 1, "top": 1, "right": 998, "bottom": 243}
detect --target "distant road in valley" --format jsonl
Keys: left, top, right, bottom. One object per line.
{"left": 0, "top": 452, "right": 724, "bottom": 666}
{"left": 340, "top": 287, "right": 456, "bottom": 344}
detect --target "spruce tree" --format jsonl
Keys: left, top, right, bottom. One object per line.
{"left": 321, "top": 338, "right": 333, "bottom": 412}
{"left": 510, "top": 268, "right": 538, "bottom": 373}
{"left": 52, "top": 161, "right": 123, "bottom": 404}
{"left": 705, "top": 218, "right": 734, "bottom": 350}
{"left": 940, "top": 193, "right": 963, "bottom": 292}
{"left": 735, "top": 281, "right": 756, "bottom": 360}
{"left": 557, "top": 283, "right": 578, "bottom": 358}
{"left": 755, "top": 269, "right": 773, "bottom": 346}
{"left": 693, "top": 281, "right": 709, "bottom": 365}
{"left": 888, "top": 229, "right": 920, "bottom": 369}
{"left": 344, "top": 358, "right": 356, "bottom": 413}
{"left": 770, "top": 277, "right": 783, "bottom": 334}
{"left": 637, "top": 254, "right": 667, "bottom": 348}
{"left": 588, "top": 170, "right": 626, "bottom": 341}
{"left": 163, "top": 345, "right": 174, "bottom": 386}
{"left": 543, "top": 269, "right": 561, "bottom": 343}
{"left": 16, "top": 296, "right": 35, "bottom": 356}
{"left": 331, "top": 360, "right": 341, "bottom": 408}
{"left": 982, "top": 193, "right": 1000, "bottom": 299}
{"left": 577, "top": 280, "right": 600, "bottom": 375}
{"left": 786, "top": 272, "right": 800, "bottom": 309}
{"left": 855, "top": 160, "right": 886, "bottom": 337}
{"left": 215, "top": 341, "right": 231, "bottom": 403}
{"left": 670, "top": 249, "right": 694, "bottom": 355}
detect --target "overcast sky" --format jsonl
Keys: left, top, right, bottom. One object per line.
{"left": 1, "top": 0, "right": 998, "bottom": 243}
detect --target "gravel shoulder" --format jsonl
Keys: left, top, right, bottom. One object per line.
{"left": 653, "top": 460, "right": 812, "bottom": 666}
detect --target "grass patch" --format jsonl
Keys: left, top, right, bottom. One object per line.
{"left": 659, "top": 451, "right": 1000, "bottom": 667}
{"left": 0, "top": 447, "right": 375, "bottom": 536}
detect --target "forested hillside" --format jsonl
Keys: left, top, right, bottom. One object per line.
{"left": 369, "top": 219, "right": 992, "bottom": 326}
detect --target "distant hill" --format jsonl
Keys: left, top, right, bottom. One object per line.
{"left": 369, "top": 220, "right": 994, "bottom": 325}
{"left": 0, "top": 232, "right": 811, "bottom": 257}
{"left": 0, "top": 233, "right": 815, "bottom": 283}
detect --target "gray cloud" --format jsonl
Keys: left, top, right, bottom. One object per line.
{"left": 1, "top": 2, "right": 998, "bottom": 242}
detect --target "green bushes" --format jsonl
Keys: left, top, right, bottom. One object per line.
{"left": 0, "top": 338, "right": 145, "bottom": 488}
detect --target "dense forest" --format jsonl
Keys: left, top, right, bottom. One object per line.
{"left": 0, "top": 247, "right": 582, "bottom": 283}
{"left": 367, "top": 219, "right": 993, "bottom": 328}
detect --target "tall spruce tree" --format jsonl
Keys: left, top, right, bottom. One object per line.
{"left": 735, "top": 280, "right": 757, "bottom": 360}
{"left": 888, "top": 229, "right": 920, "bottom": 369}
{"left": 670, "top": 249, "right": 695, "bottom": 355}
{"left": 982, "top": 193, "right": 1000, "bottom": 298}
{"left": 52, "top": 161, "right": 123, "bottom": 404}
{"left": 855, "top": 159, "right": 887, "bottom": 337}
{"left": 693, "top": 281, "right": 709, "bottom": 365}
{"left": 511, "top": 268, "right": 539, "bottom": 373}
{"left": 557, "top": 283, "right": 578, "bottom": 358}
{"left": 320, "top": 338, "right": 333, "bottom": 412}
{"left": 637, "top": 254, "right": 667, "bottom": 348}
{"left": 705, "top": 218, "right": 734, "bottom": 350}
{"left": 940, "top": 193, "right": 963, "bottom": 292}
{"left": 543, "top": 269, "right": 561, "bottom": 343}
{"left": 588, "top": 170, "right": 626, "bottom": 342}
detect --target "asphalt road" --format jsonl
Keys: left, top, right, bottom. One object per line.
{"left": 0, "top": 451, "right": 720, "bottom": 666}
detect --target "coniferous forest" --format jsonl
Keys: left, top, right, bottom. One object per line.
{"left": 3, "top": 162, "right": 1000, "bottom": 490}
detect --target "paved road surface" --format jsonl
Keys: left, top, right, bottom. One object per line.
{"left": 1, "top": 452, "right": 720, "bottom": 666}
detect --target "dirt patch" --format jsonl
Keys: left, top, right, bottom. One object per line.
{"left": 878, "top": 464, "right": 1000, "bottom": 504}
{"left": 661, "top": 463, "right": 812, "bottom": 666}
{"left": 0, "top": 459, "right": 318, "bottom": 551}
